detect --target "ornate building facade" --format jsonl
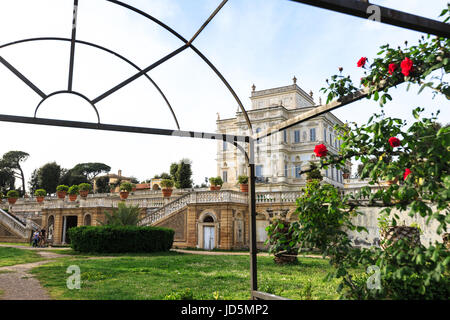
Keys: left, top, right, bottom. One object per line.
{"left": 216, "top": 78, "right": 351, "bottom": 191}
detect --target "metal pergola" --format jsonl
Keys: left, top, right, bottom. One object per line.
{"left": 0, "top": 0, "right": 448, "bottom": 300}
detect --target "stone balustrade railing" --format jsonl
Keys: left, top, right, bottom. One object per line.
{"left": 140, "top": 190, "right": 301, "bottom": 226}
{"left": 0, "top": 208, "right": 28, "bottom": 238}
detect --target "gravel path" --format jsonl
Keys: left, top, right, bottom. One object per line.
{"left": 0, "top": 247, "right": 68, "bottom": 300}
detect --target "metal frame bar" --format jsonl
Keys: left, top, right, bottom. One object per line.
{"left": 1, "top": 0, "right": 447, "bottom": 301}
{"left": 290, "top": 0, "right": 450, "bottom": 38}
{"left": 106, "top": 0, "right": 254, "bottom": 133}
{"left": 254, "top": 87, "right": 370, "bottom": 140}
{"left": 0, "top": 37, "right": 181, "bottom": 129}
{"left": 0, "top": 56, "right": 46, "bottom": 98}
{"left": 68, "top": 0, "right": 79, "bottom": 91}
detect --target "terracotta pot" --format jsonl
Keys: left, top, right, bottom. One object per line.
{"left": 132, "top": 187, "right": 136, "bottom": 192}
{"left": 7, "top": 197, "right": 17, "bottom": 205}
{"left": 162, "top": 188, "right": 173, "bottom": 198}
{"left": 69, "top": 194, "right": 78, "bottom": 202}
{"left": 343, "top": 173, "right": 350, "bottom": 179}
{"left": 120, "top": 191, "right": 129, "bottom": 200}
{"left": 210, "top": 186, "right": 216, "bottom": 191}
{"left": 240, "top": 183, "right": 248, "bottom": 193}
{"left": 36, "top": 196, "right": 44, "bottom": 203}
{"left": 215, "top": 185, "right": 222, "bottom": 191}
{"left": 386, "top": 176, "right": 399, "bottom": 186}
{"left": 79, "top": 190, "right": 89, "bottom": 198}
{"left": 56, "top": 191, "right": 66, "bottom": 199}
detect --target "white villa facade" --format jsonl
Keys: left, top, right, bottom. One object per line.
{"left": 216, "top": 78, "right": 351, "bottom": 191}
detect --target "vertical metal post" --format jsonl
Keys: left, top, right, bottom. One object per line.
{"left": 248, "top": 140, "right": 257, "bottom": 298}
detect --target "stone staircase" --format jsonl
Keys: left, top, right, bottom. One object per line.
{"left": 139, "top": 190, "right": 302, "bottom": 226}
{"left": 0, "top": 208, "right": 35, "bottom": 242}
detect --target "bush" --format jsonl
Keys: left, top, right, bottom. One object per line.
{"left": 68, "top": 185, "right": 79, "bottom": 195}
{"left": 78, "top": 183, "right": 92, "bottom": 192}
{"left": 6, "top": 190, "right": 19, "bottom": 198}
{"left": 56, "top": 185, "right": 69, "bottom": 192}
{"left": 119, "top": 182, "right": 133, "bottom": 192}
{"left": 67, "top": 225, "right": 175, "bottom": 253}
{"left": 160, "top": 179, "right": 174, "bottom": 188}
{"left": 209, "top": 176, "right": 223, "bottom": 186}
{"left": 34, "top": 189, "right": 46, "bottom": 197}
{"left": 237, "top": 175, "right": 248, "bottom": 184}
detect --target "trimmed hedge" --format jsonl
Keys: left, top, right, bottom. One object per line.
{"left": 67, "top": 225, "right": 175, "bottom": 253}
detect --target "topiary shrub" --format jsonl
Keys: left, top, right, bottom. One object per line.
{"left": 67, "top": 225, "right": 175, "bottom": 253}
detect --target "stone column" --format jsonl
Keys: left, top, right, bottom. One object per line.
{"left": 186, "top": 205, "right": 197, "bottom": 248}
{"left": 219, "top": 207, "right": 233, "bottom": 250}
{"left": 53, "top": 210, "right": 62, "bottom": 245}
{"left": 277, "top": 152, "right": 286, "bottom": 182}
{"left": 77, "top": 209, "right": 83, "bottom": 227}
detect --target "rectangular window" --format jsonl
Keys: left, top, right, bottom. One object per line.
{"left": 324, "top": 128, "right": 327, "bottom": 142}
{"left": 295, "top": 165, "right": 301, "bottom": 178}
{"left": 256, "top": 165, "right": 263, "bottom": 178}
{"left": 283, "top": 130, "right": 287, "bottom": 143}
{"left": 223, "top": 141, "right": 227, "bottom": 151}
{"left": 294, "top": 130, "right": 300, "bottom": 143}
{"left": 325, "top": 168, "right": 328, "bottom": 177}
{"left": 310, "top": 128, "right": 316, "bottom": 141}
{"left": 284, "top": 164, "right": 288, "bottom": 177}
{"left": 223, "top": 171, "right": 228, "bottom": 183}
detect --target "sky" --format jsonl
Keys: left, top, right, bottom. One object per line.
{"left": 0, "top": 0, "right": 448, "bottom": 191}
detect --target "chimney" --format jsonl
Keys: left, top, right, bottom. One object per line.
{"left": 118, "top": 170, "right": 122, "bottom": 177}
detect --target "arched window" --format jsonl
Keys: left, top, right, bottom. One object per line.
{"left": 84, "top": 214, "right": 92, "bottom": 226}
{"left": 203, "top": 215, "right": 214, "bottom": 223}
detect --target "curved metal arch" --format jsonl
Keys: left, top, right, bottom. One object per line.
{"left": 34, "top": 90, "right": 100, "bottom": 123}
{"left": 106, "top": 0, "right": 253, "bottom": 134}
{"left": 0, "top": 37, "right": 180, "bottom": 130}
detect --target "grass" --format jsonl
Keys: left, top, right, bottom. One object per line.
{"left": 0, "top": 242, "right": 31, "bottom": 247}
{"left": 31, "top": 252, "right": 344, "bottom": 300}
{"left": 0, "top": 247, "right": 45, "bottom": 267}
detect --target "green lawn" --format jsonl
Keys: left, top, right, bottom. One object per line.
{"left": 31, "top": 252, "right": 343, "bottom": 300}
{"left": 0, "top": 242, "right": 31, "bottom": 247}
{"left": 0, "top": 247, "right": 44, "bottom": 267}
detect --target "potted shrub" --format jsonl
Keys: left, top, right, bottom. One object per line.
{"left": 209, "top": 177, "right": 217, "bottom": 190}
{"left": 34, "top": 189, "right": 46, "bottom": 203}
{"left": 68, "top": 185, "right": 79, "bottom": 202}
{"left": 119, "top": 182, "right": 133, "bottom": 200}
{"left": 209, "top": 177, "right": 223, "bottom": 190}
{"left": 238, "top": 175, "right": 249, "bottom": 192}
{"left": 56, "top": 185, "right": 69, "bottom": 199}
{"left": 265, "top": 218, "right": 298, "bottom": 265}
{"left": 78, "top": 183, "right": 92, "bottom": 199}
{"left": 6, "top": 190, "right": 19, "bottom": 205}
{"left": 160, "top": 179, "right": 174, "bottom": 198}
{"left": 342, "top": 168, "right": 350, "bottom": 179}
{"left": 306, "top": 163, "right": 323, "bottom": 182}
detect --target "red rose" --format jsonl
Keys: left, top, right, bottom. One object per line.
{"left": 357, "top": 57, "right": 367, "bottom": 68}
{"left": 400, "top": 57, "right": 413, "bottom": 77}
{"left": 388, "top": 137, "right": 401, "bottom": 147}
{"left": 403, "top": 168, "right": 411, "bottom": 181}
{"left": 388, "top": 63, "right": 398, "bottom": 75}
{"left": 314, "top": 144, "right": 328, "bottom": 157}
